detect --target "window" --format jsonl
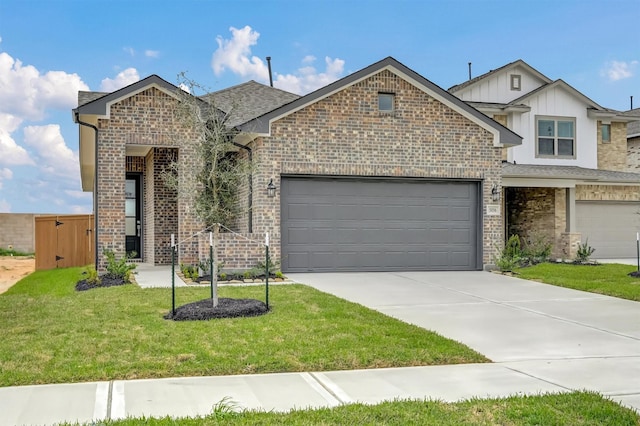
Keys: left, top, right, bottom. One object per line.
{"left": 536, "top": 117, "right": 575, "bottom": 157}
{"left": 378, "top": 93, "right": 394, "bottom": 112}
{"left": 601, "top": 124, "right": 611, "bottom": 144}
{"left": 510, "top": 74, "right": 521, "bottom": 91}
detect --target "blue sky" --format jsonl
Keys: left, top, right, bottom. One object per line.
{"left": 0, "top": 0, "right": 638, "bottom": 213}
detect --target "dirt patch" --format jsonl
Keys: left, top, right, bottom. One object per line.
{"left": 0, "top": 256, "right": 35, "bottom": 294}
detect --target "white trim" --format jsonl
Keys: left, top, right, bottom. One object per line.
{"left": 503, "top": 177, "right": 576, "bottom": 188}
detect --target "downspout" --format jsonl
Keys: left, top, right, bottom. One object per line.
{"left": 75, "top": 112, "right": 99, "bottom": 267}
{"left": 231, "top": 141, "right": 253, "bottom": 233}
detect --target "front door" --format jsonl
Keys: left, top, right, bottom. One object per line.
{"left": 125, "top": 173, "right": 142, "bottom": 258}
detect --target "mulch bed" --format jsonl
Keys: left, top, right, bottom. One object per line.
{"left": 164, "top": 297, "right": 268, "bottom": 321}
{"left": 628, "top": 270, "right": 640, "bottom": 278}
{"left": 75, "top": 274, "right": 128, "bottom": 291}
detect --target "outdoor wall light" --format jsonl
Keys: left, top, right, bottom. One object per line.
{"left": 267, "top": 178, "right": 277, "bottom": 198}
{"left": 491, "top": 184, "right": 500, "bottom": 202}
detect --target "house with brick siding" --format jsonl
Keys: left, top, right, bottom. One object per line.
{"left": 450, "top": 60, "right": 640, "bottom": 259}
{"left": 74, "top": 57, "right": 521, "bottom": 272}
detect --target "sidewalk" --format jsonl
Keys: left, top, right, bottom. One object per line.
{"left": 0, "top": 362, "right": 578, "bottom": 425}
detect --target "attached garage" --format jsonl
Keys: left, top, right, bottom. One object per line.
{"left": 576, "top": 201, "right": 640, "bottom": 258}
{"left": 280, "top": 177, "right": 482, "bottom": 272}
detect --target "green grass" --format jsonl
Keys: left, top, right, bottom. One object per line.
{"left": 0, "top": 248, "right": 33, "bottom": 256}
{"left": 69, "top": 391, "right": 639, "bottom": 425}
{"left": 516, "top": 263, "right": 640, "bottom": 301}
{"left": 0, "top": 267, "right": 487, "bottom": 387}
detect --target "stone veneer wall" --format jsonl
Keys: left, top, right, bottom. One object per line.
{"left": 597, "top": 121, "right": 627, "bottom": 171}
{"left": 576, "top": 185, "right": 640, "bottom": 201}
{"left": 96, "top": 87, "right": 201, "bottom": 270}
{"left": 628, "top": 138, "right": 640, "bottom": 172}
{"left": 252, "top": 69, "right": 503, "bottom": 267}
{"left": 506, "top": 187, "right": 556, "bottom": 253}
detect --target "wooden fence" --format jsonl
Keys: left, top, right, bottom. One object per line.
{"left": 35, "top": 215, "right": 94, "bottom": 270}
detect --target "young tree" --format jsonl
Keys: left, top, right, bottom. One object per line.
{"left": 161, "top": 73, "right": 249, "bottom": 228}
{"left": 162, "top": 74, "right": 252, "bottom": 306}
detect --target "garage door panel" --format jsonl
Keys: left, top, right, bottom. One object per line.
{"left": 281, "top": 177, "right": 480, "bottom": 272}
{"left": 576, "top": 201, "right": 640, "bottom": 258}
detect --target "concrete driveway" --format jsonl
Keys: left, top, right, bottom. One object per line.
{"left": 288, "top": 271, "right": 640, "bottom": 409}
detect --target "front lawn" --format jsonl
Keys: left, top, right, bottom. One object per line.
{"left": 0, "top": 267, "right": 487, "bottom": 387}
{"left": 516, "top": 263, "right": 640, "bottom": 301}
{"left": 73, "top": 391, "right": 639, "bottom": 425}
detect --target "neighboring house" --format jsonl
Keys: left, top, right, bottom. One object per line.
{"left": 450, "top": 60, "right": 640, "bottom": 259}
{"left": 627, "top": 108, "right": 640, "bottom": 171}
{"left": 73, "top": 57, "right": 520, "bottom": 272}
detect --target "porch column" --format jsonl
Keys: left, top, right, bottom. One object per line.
{"left": 565, "top": 187, "right": 576, "bottom": 232}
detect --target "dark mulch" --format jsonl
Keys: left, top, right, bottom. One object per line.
{"left": 75, "top": 274, "right": 128, "bottom": 291}
{"left": 628, "top": 270, "right": 640, "bottom": 278}
{"left": 164, "top": 297, "right": 269, "bottom": 321}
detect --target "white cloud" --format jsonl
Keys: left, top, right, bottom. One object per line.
{"left": 99, "top": 68, "right": 140, "bottom": 92}
{"left": 211, "top": 26, "right": 269, "bottom": 81}
{"left": 64, "top": 189, "right": 91, "bottom": 199}
{"left": 275, "top": 56, "right": 345, "bottom": 94}
{"left": 211, "top": 26, "right": 344, "bottom": 95}
{"left": 0, "top": 126, "right": 33, "bottom": 166}
{"left": 178, "top": 83, "right": 191, "bottom": 93}
{"left": 0, "top": 199, "right": 10, "bottom": 212}
{"left": 22, "top": 124, "right": 79, "bottom": 181}
{"left": 123, "top": 46, "right": 135, "bottom": 56}
{"left": 0, "top": 52, "right": 89, "bottom": 121}
{"left": 602, "top": 60, "right": 639, "bottom": 81}
{"left": 145, "top": 50, "right": 160, "bottom": 58}
{"left": 0, "top": 167, "right": 12, "bottom": 189}
{"left": 70, "top": 204, "right": 91, "bottom": 214}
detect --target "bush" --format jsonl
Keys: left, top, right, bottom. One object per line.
{"left": 575, "top": 240, "right": 596, "bottom": 264}
{"left": 522, "top": 232, "right": 552, "bottom": 265}
{"left": 103, "top": 249, "right": 137, "bottom": 283}
{"left": 180, "top": 264, "right": 199, "bottom": 280}
{"left": 494, "top": 234, "right": 523, "bottom": 272}
{"left": 84, "top": 265, "right": 101, "bottom": 286}
{"left": 256, "top": 256, "right": 280, "bottom": 272}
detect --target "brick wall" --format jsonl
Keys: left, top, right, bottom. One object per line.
{"left": 252, "top": 69, "right": 503, "bottom": 266}
{"left": 627, "top": 138, "right": 640, "bottom": 172}
{"left": 96, "top": 87, "right": 201, "bottom": 269}
{"left": 597, "top": 121, "right": 627, "bottom": 171}
{"left": 0, "top": 213, "right": 37, "bottom": 253}
{"left": 576, "top": 185, "right": 640, "bottom": 201}
{"left": 506, "top": 187, "right": 556, "bottom": 254}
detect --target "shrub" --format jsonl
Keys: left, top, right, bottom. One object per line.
{"left": 84, "top": 265, "right": 101, "bottom": 285}
{"left": 522, "top": 232, "right": 552, "bottom": 265}
{"left": 180, "top": 264, "right": 199, "bottom": 280}
{"left": 575, "top": 240, "right": 596, "bottom": 264}
{"left": 103, "top": 249, "right": 137, "bottom": 283}
{"left": 494, "top": 234, "right": 523, "bottom": 272}
{"left": 219, "top": 272, "right": 227, "bottom": 281}
{"left": 275, "top": 271, "right": 284, "bottom": 279}
{"left": 256, "top": 256, "right": 280, "bottom": 272}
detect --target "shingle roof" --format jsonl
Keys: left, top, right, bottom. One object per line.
{"left": 502, "top": 162, "right": 640, "bottom": 183}
{"left": 201, "top": 81, "right": 299, "bottom": 127}
{"left": 78, "top": 91, "right": 109, "bottom": 107}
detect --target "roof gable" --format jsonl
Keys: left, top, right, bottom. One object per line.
{"left": 509, "top": 79, "right": 604, "bottom": 109}
{"left": 73, "top": 75, "right": 198, "bottom": 119}
{"left": 449, "top": 59, "right": 552, "bottom": 94}
{"left": 240, "top": 56, "right": 522, "bottom": 147}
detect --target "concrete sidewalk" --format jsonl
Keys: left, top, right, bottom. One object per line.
{"left": 132, "top": 263, "right": 187, "bottom": 288}
{"left": 0, "top": 363, "right": 573, "bottom": 425}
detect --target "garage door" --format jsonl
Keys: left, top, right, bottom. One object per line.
{"left": 576, "top": 201, "right": 640, "bottom": 258}
{"left": 281, "top": 177, "right": 481, "bottom": 272}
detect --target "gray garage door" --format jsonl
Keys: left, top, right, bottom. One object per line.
{"left": 576, "top": 201, "right": 640, "bottom": 258}
{"left": 281, "top": 177, "right": 480, "bottom": 272}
